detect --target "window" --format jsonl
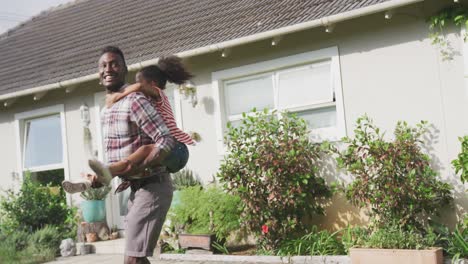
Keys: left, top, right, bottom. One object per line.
{"left": 15, "top": 105, "right": 68, "bottom": 185}
{"left": 212, "top": 47, "right": 346, "bottom": 153}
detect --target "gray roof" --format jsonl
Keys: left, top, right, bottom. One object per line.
{"left": 0, "top": 0, "right": 390, "bottom": 97}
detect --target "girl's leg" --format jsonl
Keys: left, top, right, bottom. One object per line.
{"left": 62, "top": 173, "right": 100, "bottom": 194}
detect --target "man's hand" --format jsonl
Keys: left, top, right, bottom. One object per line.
{"left": 80, "top": 173, "right": 104, "bottom": 188}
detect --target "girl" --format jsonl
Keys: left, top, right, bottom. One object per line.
{"left": 62, "top": 56, "right": 195, "bottom": 193}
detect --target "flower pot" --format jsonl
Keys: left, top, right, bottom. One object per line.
{"left": 81, "top": 200, "right": 106, "bottom": 223}
{"left": 349, "top": 247, "right": 443, "bottom": 264}
{"left": 86, "top": 232, "right": 98, "bottom": 242}
{"left": 178, "top": 234, "right": 215, "bottom": 250}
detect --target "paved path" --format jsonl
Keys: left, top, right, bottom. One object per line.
{"left": 46, "top": 254, "right": 266, "bottom": 264}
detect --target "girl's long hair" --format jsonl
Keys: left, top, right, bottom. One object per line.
{"left": 138, "top": 56, "right": 193, "bottom": 90}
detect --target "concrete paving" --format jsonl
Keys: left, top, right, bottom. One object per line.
{"left": 46, "top": 254, "right": 267, "bottom": 264}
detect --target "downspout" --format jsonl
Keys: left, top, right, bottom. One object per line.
{"left": 0, "top": 0, "right": 423, "bottom": 102}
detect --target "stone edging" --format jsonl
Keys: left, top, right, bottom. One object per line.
{"left": 160, "top": 254, "right": 467, "bottom": 264}
{"left": 159, "top": 254, "right": 350, "bottom": 263}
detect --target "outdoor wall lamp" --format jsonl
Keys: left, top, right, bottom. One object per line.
{"left": 80, "top": 103, "right": 91, "bottom": 127}
{"left": 325, "top": 24, "right": 335, "bottom": 33}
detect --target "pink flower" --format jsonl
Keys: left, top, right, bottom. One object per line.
{"left": 261, "top": 225, "right": 269, "bottom": 234}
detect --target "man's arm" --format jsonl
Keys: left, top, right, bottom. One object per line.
{"left": 129, "top": 94, "right": 175, "bottom": 171}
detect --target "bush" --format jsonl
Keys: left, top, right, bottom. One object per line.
{"left": 170, "top": 186, "right": 242, "bottom": 240}
{"left": 171, "top": 169, "right": 201, "bottom": 190}
{"left": 0, "top": 173, "right": 75, "bottom": 234}
{"left": 435, "top": 215, "right": 468, "bottom": 260}
{"left": 327, "top": 116, "right": 453, "bottom": 228}
{"left": 29, "top": 225, "right": 62, "bottom": 254}
{"left": 452, "top": 135, "right": 468, "bottom": 184}
{"left": 0, "top": 229, "right": 30, "bottom": 252}
{"left": 342, "top": 223, "right": 438, "bottom": 251}
{"left": 217, "top": 109, "right": 331, "bottom": 249}
{"left": 277, "top": 226, "right": 345, "bottom": 256}
{"left": 0, "top": 227, "right": 57, "bottom": 264}
{"left": 364, "top": 224, "right": 438, "bottom": 250}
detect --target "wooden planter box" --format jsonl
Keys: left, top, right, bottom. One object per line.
{"left": 350, "top": 248, "right": 443, "bottom": 264}
{"left": 178, "top": 234, "right": 215, "bottom": 250}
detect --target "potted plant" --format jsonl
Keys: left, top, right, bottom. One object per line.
{"left": 80, "top": 186, "right": 111, "bottom": 223}
{"left": 327, "top": 116, "right": 453, "bottom": 264}
{"left": 169, "top": 186, "right": 241, "bottom": 251}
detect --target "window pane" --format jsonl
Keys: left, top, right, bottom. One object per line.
{"left": 30, "top": 168, "right": 64, "bottom": 186}
{"left": 224, "top": 75, "right": 274, "bottom": 116}
{"left": 278, "top": 61, "right": 332, "bottom": 109}
{"left": 293, "top": 106, "right": 336, "bottom": 129}
{"left": 24, "top": 115, "right": 63, "bottom": 168}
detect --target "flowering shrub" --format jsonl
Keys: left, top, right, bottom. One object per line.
{"left": 327, "top": 116, "right": 453, "bottom": 228}
{"left": 217, "top": 109, "right": 331, "bottom": 249}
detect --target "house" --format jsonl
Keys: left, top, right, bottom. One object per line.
{"left": 0, "top": 0, "right": 466, "bottom": 230}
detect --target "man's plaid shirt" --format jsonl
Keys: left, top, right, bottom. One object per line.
{"left": 101, "top": 89, "right": 175, "bottom": 166}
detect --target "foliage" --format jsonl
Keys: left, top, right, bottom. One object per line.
{"left": 276, "top": 226, "right": 345, "bottom": 256}
{"left": 364, "top": 224, "right": 438, "bottom": 250}
{"left": 212, "top": 241, "right": 230, "bottom": 254}
{"left": 80, "top": 185, "right": 111, "bottom": 200}
{"left": 428, "top": 6, "right": 468, "bottom": 60}
{"left": 170, "top": 186, "right": 242, "bottom": 240}
{"left": 0, "top": 172, "right": 75, "bottom": 233}
{"left": 217, "top": 108, "right": 331, "bottom": 249}
{"left": 342, "top": 223, "right": 438, "bottom": 250}
{"left": 452, "top": 136, "right": 468, "bottom": 184}
{"left": 340, "top": 226, "right": 369, "bottom": 254}
{"left": 434, "top": 215, "right": 468, "bottom": 261}
{"left": 327, "top": 115, "right": 453, "bottom": 228}
{"left": 28, "top": 225, "right": 62, "bottom": 254}
{"left": 0, "top": 229, "right": 30, "bottom": 252}
{"left": 171, "top": 169, "right": 201, "bottom": 190}
{"left": 0, "top": 227, "right": 59, "bottom": 264}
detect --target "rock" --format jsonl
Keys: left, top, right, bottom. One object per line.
{"left": 59, "top": 238, "right": 76, "bottom": 257}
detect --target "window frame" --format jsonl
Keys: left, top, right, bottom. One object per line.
{"left": 14, "top": 104, "right": 69, "bottom": 181}
{"left": 212, "top": 47, "right": 346, "bottom": 154}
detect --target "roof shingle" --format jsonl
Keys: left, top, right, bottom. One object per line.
{"left": 0, "top": 0, "right": 390, "bottom": 96}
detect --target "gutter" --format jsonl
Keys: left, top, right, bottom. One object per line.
{"left": 0, "top": 0, "right": 423, "bottom": 102}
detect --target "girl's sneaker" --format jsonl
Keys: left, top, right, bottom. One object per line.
{"left": 88, "top": 159, "right": 112, "bottom": 185}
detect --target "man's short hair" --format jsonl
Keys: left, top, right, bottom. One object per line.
{"left": 100, "top": 46, "right": 126, "bottom": 66}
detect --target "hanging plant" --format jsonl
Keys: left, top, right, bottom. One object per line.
{"left": 178, "top": 81, "right": 198, "bottom": 107}
{"left": 428, "top": 6, "right": 468, "bottom": 60}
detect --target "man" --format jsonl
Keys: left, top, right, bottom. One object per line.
{"left": 98, "top": 46, "right": 175, "bottom": 264}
